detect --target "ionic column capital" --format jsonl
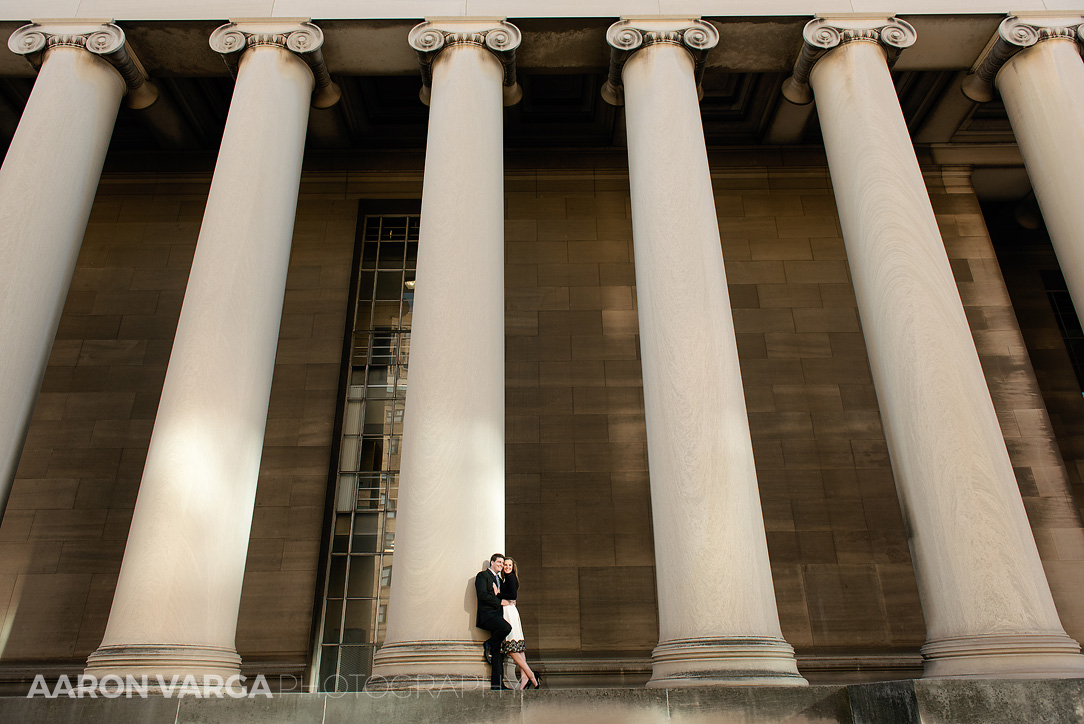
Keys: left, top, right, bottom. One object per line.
{"left": 8, "top": 21, "right": 157, "bottom": 109}
{"left": 782, "top": 16, "right": 917, "bottom": 105}
{"left": 209, "top": 20, "right": 340, "bottom": 108}
{"left": 601, "top": 17, "right": 719, "bottom": 106}
{"left": 962, "top": 14, "right": 1084, "bottom": 102}
{"left": 408, "top": 19, "right": 522, "bottom": 106}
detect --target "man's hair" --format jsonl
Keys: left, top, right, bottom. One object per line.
{"left": 490, "top": 553, "right": 505, "bottom": 562}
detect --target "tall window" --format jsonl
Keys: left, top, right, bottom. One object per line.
{"left": 315, "top": 214, "right": 418, "bottom": 691}
{"left": 1041, "top": 268, "right": 1084, "bottom": 394}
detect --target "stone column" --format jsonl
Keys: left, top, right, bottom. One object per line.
{"left": 963, "top": 16, "right": 1084, "bottom": 318}
{"left": 785, "top": 17, "right": 1084, "bottom": 678}
{"left": 85, "top": 21, "right": 339, "bottom": 682}
{"left": 370, "top": 20, "right": 520, "bottom": 689}
{"left": 0, "top": 22, "right": 155, "bottom": 520}
{"left": 602, "top": 18, "right": 804, "bottom": 687}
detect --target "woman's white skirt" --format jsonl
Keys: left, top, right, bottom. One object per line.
{"left": 501, "top": 603, "right": 525, "bottom": 653}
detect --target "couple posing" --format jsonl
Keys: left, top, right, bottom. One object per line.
{"left": 474, "top": 553, "right": 541, "bottom": 691}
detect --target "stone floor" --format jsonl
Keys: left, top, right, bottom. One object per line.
{"left": 0, "top": 679, "right": 1081, "bottom": 723}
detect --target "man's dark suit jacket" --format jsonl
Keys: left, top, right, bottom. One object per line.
{"left": 475, "top": 568, "right": 503, "bottom": 626}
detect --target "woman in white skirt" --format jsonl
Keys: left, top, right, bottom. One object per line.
{"left": 500, "top": 557, "right": 540, "bottom": 689}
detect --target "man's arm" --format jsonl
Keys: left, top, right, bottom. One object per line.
{"left": 475, "top": 572, "right": 502, "bottom": 608}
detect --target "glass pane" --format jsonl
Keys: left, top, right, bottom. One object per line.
{"left": 338, "top": 436, "right": 359, "bottom": 472}
{"left": 323, "top": 599, "right": 343, "bottom": 644}
{"left": 354, "top": 512, "right": 379, "bottom": 534}
{"left": 375, "top": 271, "right": 403, "bottom": 300}
{"left": 363, "top": 400, "right": 393, "bottom": 435}
{"left": 344, "top": 402, "right": 363, "bottom": 435}
{"left": 372, "top": 302, "right": 401, "bottom": 328}
{"left": 1062, "top": 307, "right": 1083, "bottom": 338}
{"left": 358, "top": 438, "right": 384, "bottom": 472}
{"left": 351, "top": 336, "right": 369, "bottom": 366}
{"left": 342, "top": 601, "right": 374, "bottom": 643}
{"left": 367, "top": 366, "right": 393, "bottom": 387}
{"left": 356, "top": 474, "right": 382, "bottom": 510}
{"left": 359, "top": 271, "right": 375, "bottom": 299}
{"left": 376, "top": 608, "right": 388, "bottom": 646}
{"left": 386, "top": 474, "right": 400, "bottom": 509}
{"left": 355, "top": 301, "right": 374, "bottom": 332}
{"left": 381, "top": 217, "right": 408, "bottom": 240}
{"left": 333, "top": 514, "right": 351, "bottom": 553}
{"left": 378, "top": 241, "right": 405, "bottom": 269}
{"left": 406, "top": 240, "right": 418, "bottom": 268}
{"left": 336, "top": 475, "right": 357, "bottom": 513}
{"left": 318, "top": 646, "right": 338, "bottom": 692}
{"left": 365, "top": 383, "right": 395, "bottom": 400}
{"left": 353, "top": 512, "right": 380, "bottom": 552}
{"left": 361, "top": 241, "right": 378, "bottom": 266}
{"left": 383, "top": 513, "right": 396, "bottom": 551}
{"left": 370, "top": 334, "right": 396, "bottom": 365}
{"left": 363, "top": 217, "right": 381, "bottom": 242}
{"left": 348, "top": 556, "right": 377, "bottom": 598}
{"left": 328, "top": 555, "right": 347, "bottom": 597}
{"left": 387, "top": 437, "right": 402, "bottom": 469}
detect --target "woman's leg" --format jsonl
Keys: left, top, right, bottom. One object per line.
{"left": 502, "top": 648, "right": 526, "bottom": 687}
{"left": 508, "top": 651, "right": 536, "bottom": 687}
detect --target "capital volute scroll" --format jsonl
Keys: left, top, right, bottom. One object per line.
{"left": 600, "top": 18, "right": 719, "bottom": 106}
{"left": 210, "top": 20, "right": 341, "bottom": 109}
{"left": 962, "top": 15, "right": 1084, "bottom": 103}
{"left": 408, "top": 20, "right": 523, "bottom": 107}
{"left": 8, "top": 21, "right": 158, "bottom": 109}
{"left": 781, "top": 17, "right": 917, "bottom": 105}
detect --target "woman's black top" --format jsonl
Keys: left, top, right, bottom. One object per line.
{"left": 501, "top": 572, "right": 519, "bottom": 601}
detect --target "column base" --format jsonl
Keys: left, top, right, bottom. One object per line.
{"left": 922, "top": 633, "right": 1084, "bottom": 678}
{"left": 84, "top": 643, "right": 242, "bottom": 684}
{"left": 646, "top": 636, "right": 808, "bottom": 687}
{"left": 370, "top": 640, "right": 491, "bottom": 690}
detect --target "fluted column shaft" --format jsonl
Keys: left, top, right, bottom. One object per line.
{"left": 86, "top": 22, "right": 327, "bottom": 682}
{"left": 606, "top": 19, "right": 803, "bottom": 687}
{"left": 371, "top": 20, "right": 519, "bottom": 689}
{"left": 802, "top": 19, "right": 1084, "bottom": 678}
{"left": 996, "top": 26, "right": 1084, "bottom": 317}
{"left": 0, "top": 26, "right": 130, "bottom": 519}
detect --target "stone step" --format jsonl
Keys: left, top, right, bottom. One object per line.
{"left": 0, "top": 679, "right": 1082, "bottom": 724}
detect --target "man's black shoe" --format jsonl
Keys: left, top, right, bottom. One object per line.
{"left": 483, "top": 640, "right": 492, "bottom": 664}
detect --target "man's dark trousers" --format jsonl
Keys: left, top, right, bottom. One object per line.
{"left": 478, "top": 615, "right": 512, "bottom": 689}
{"left": 475, "top": 567, "right": 512, "bottom": 689}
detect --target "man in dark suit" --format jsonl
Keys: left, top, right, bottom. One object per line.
{"left": 475, "top": 553, "right": 512, "bottom": 690}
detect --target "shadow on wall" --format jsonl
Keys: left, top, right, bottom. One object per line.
{"left": 463, "top": 567, "right": 485, "bottom": 644}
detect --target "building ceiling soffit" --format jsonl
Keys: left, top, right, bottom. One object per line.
{"left": 0, "top": 14, "right": 1008, "bottom": 79}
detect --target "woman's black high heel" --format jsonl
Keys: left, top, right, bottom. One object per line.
{"left": 528, "top": 675, "right": 542, "bottom": 690}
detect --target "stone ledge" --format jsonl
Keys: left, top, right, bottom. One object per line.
{"left": 0, "top": 679, "right": 1081, "bottom": 723}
